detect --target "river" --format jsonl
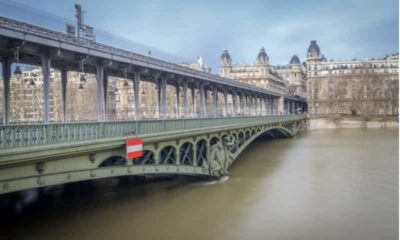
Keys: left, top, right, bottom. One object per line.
{"left": 1, "top": 128, "right": 398, "bottom": 240}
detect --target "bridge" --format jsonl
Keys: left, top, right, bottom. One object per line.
{"left": 0, "top": 16, "right": 307, "bottom": 195}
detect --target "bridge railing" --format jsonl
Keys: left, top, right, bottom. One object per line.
{"left": 0, "top": 115, "right": 305, "bottom": 149}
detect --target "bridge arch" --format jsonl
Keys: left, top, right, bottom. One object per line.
{"left": 179, "top": 142, "right": 194, "bottom": 165}
{"left": 159, "top": 146, "right": 177, "bottom": 165}
{"left": 98, "top": 156, "right": 127, "bottom": 167}
{"left": 134, "top": 150, "right": 156, "bottom": 165}
{"left": 196, "top": 139, "right": 208, "bottom": 167}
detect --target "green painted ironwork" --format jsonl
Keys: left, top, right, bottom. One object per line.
{"left": 0, "top": 115, "right": 304, "bottom": 149}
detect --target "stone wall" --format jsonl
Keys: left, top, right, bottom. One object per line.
{"left": 308, "top": 117, "right": 398, "bottom": 130}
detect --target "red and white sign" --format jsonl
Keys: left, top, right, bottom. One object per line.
{"left": 126, "top": 138, "right": 143, "bottom": 159}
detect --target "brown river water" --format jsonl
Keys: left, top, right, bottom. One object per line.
{"left": 0, "top": 128, "right": 398, "bottom": 240}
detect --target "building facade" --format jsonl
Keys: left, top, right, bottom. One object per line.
{"left": 306, "top": 40, "right": 399, "bottom": 117}
{"left": 219, "top": 48, "right": 307, "bottom": 98}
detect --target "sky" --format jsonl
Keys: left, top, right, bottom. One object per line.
{"left": 0, "top": 0, "right": 398, "bottom": 73}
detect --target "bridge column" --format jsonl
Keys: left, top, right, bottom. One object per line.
{"left": 1, "top": 57, "right": 11, "bottom": 125}
{"left": 95, "top": 64, "right": 106, "bottom": 121}
{"left": 160, "top": 78, "right": 167, "bottom": 119}
{"left": 191, "top": 87, "right": 195, "bottom": 117}
{"left": 175, "top": 83, "right": 180, "bottom": 118}
{"left": 271, "top": 98, "right": 275, "bottom": 115}
{"left": 232, "top": 91, "right": 237, "bottom": 117}
{"left": 212, "top": 87, "right": 218, "bottom": 117}
{"left": 41, "top": 55, "right": 51, "bottom": 123}
{"left": 133, "top": 72, "right": 140, "bottom": 120}
{"left": 60, "top": 68, "right": 68, "bottom": 123}
{"left": 244, "top": 95, "right": 247, "bottom": 116}
{"left": 182, "top": 80, "right": 188, "bottom": 118}
{"left": 277, "top": 96, "right": 284, "bottom": 115}
{"left": 223, "top": 89, "right": 228, "bottom": 117}
{"left": 264, "top": 97, "right": 268, "bottom": 116}
{"left": 199, "top": 82, "right": 206, "bottom": 118}
{"left": 251, "top": 96, "right": 255, "bottom": 116}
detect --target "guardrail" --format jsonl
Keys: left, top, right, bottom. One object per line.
{"left": 0, "top": 115, "right": 305, "bottom": 149}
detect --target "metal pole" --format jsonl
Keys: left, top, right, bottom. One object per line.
{"left": 200, "top": 82, "right": 206, "bottom": 118}
{"left": 41, "top": 55, "right": 51, "bottom": 124}
{"left": 223, "top": 89, "right": 228, "bottom": 117}
{"left": 1, "top": 58, "right": 11, "bottom": 125}
{"left": 60, "top": 68, "right": 68, "bottom": 123}
{"left": 182, "top": 80, "right": 188, "bottom": 118}
{"left": 95, "top": 64, "right": 105, "bottom": 121}
{"left": 133, "top": 72, "right": 140, "bottom": 120}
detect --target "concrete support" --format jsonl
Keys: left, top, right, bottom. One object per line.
{"left": 133, "top": 72, "right": 140, "bottom": 120}
{"left": 1, "top": 58, "right": 11, "bottom": 125}
{"left": 182, "top": 80, "right": 188, "bottom": 118}
{"left": 95, "top": 64, "right": 106, "bottom": 121}
{"left": 223, "top": 89, "right": 228, "bottom": 117}
{"left": 60, "top": 68, "right": 68, "bottom": 123}
{"left": 199, "top": 82, "right": 206, "bottom": 118}
{"left": 160, "top": 78, "right": 167, "bottom": 119}
{"left": 41, "top": 56, "right": 51, "bottom": 123}
{"left": 213, "top": 87, "right": 218, "bottom": 117}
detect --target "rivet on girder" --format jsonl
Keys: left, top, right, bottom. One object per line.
{"left": 67, "top": 174, "right": 72, "bottom": 180}
{"left": 127, "top": 167, "right": 132, "bottom": 174}
{"left": 2, "top": 183, "right": 9, "bottom": 190}
{"left": 90, "top": 171, "right": 96, "bottom": 178}
{"left": 111, "top": 169, "right": 114, "bottom": 174}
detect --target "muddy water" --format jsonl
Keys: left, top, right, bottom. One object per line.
{"left": 1, "top": 128, "right": 398, "bottom": 240}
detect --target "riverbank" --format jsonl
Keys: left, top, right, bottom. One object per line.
{"left": 308, "top": 116, "right": 398, "bottom": 130}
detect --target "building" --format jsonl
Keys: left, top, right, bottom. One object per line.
{"left": 219, "top": 48, "right": 307, "bottom": 98}
{"left": 274, "top": 55, "right": 307, "bottom": 98}
{"left": 306, "top": 40, "right": 399, "bottom": 117}
{"left": 180, "top": 56, "right": 211, "bottom": 73}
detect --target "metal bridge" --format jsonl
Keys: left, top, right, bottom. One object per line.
{"left": 0, "top": 115, "right": 306, "bottom": 194}
{"left": 0, "top": 16, "right": 307, "bottom": 195}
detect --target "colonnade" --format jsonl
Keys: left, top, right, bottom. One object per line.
{"left": 1, "top": 56, "right": 306, "bottom": 125}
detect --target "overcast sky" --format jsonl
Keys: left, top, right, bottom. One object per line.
{"left": 1, "top": 0, "right": 399, "bottom": 73}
